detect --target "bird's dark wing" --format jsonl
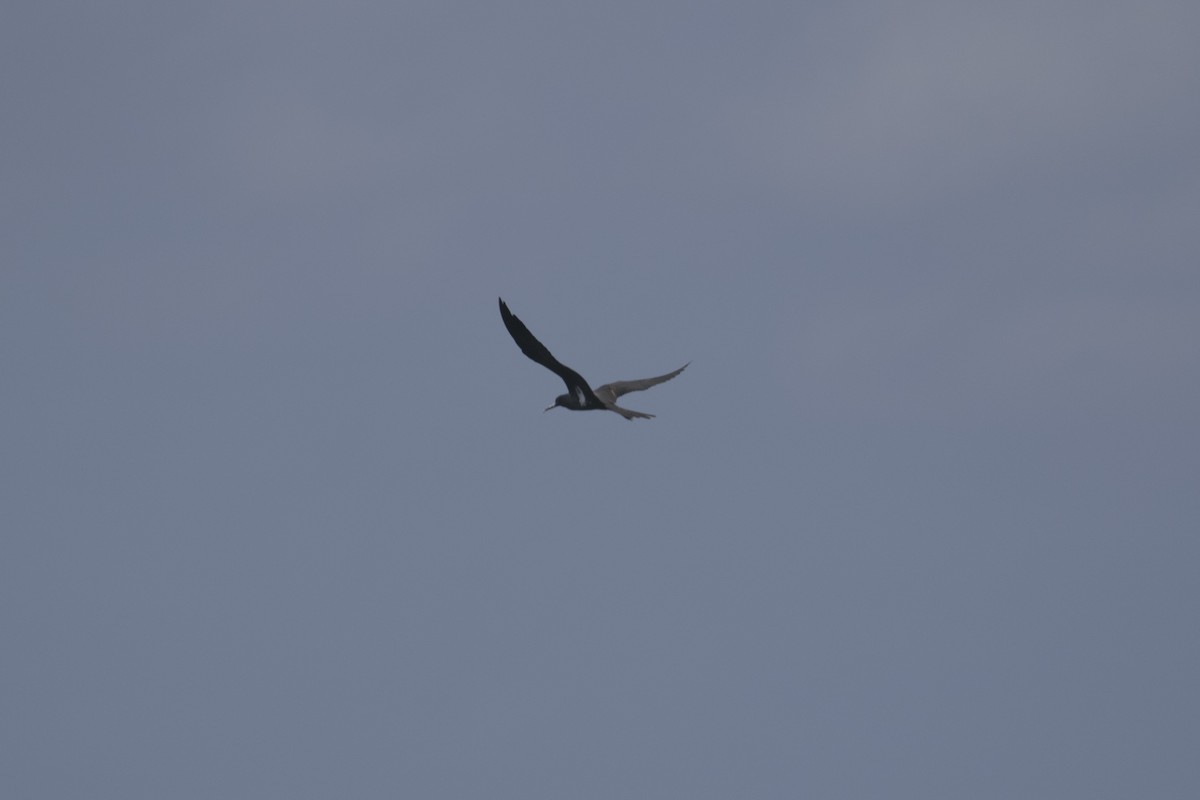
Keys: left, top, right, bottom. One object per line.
{"left": 594, "top": 362, "right": 689, "bottom": 402}
{"left": 499, "top": 298, "right": 596, "bottom": 398}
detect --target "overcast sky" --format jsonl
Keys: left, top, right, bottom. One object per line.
{"left": 3, "top": 1, "right": 1199, "bottom": 797}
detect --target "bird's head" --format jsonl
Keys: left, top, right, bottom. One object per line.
{"left": 544, "top": 394, "right": 570, "bottom": 412}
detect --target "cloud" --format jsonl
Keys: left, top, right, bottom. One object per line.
{"left": 730, "top": 1, "right": 1200, "bottom": 214}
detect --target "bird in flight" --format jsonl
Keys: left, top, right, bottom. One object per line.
{"left": 499, "top": 298, "right": 688, "bottom": 420}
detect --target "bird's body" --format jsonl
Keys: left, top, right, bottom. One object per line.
{"left": 498, "top": 298, "right": 687, "bottom": 420}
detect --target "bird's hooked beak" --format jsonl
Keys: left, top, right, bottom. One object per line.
{"left": 543, "top": 404, "right": 557, "bottom": 413}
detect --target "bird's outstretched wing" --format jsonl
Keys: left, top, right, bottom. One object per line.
{"left": 499, "top": 298, "right": 597, "bottom": 399}
{"left": 594, "top": 362, "right": 689, "bottom": 402}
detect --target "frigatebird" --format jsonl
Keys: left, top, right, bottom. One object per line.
{"left": 499, "top": 298, "right": 688, "bottom": 420}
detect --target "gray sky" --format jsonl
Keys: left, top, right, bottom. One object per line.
{"left": 3, "top": 1, "right": 1198, "bottom": 797}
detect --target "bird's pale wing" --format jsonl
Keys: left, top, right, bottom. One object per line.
{"left": 595, "top": 362, "right": 689, "bottom": 402}
{"left": 499, "top": 298, "right": 595, "bottom": 397}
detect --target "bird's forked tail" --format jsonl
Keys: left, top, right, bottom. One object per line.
{"left": 609, "top": 405, "right": 655, "bottom": 420}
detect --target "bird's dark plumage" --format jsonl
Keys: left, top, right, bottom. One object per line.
{"left": 498, "top": 297, "right": 687, "bottom": 420}
{"left": 499, "top": 298, "right": 601, "bottom": 408}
